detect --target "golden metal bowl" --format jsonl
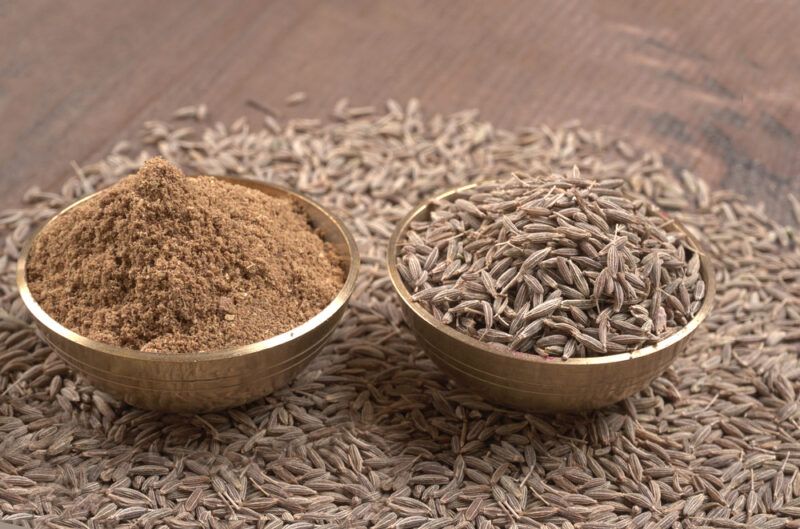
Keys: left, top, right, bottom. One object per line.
{"left": 17, "top": 176, "right": 359, "bottom": 413}
{"left": 387, "top": 183, "right": 716, "bottom": 413}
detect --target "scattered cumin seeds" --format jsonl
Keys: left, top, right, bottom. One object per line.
{"left": 285, "top": 91, "right": 308, "bottom": 106}
{"left": 1, "top": 99, "right": 797, "bottom": 529}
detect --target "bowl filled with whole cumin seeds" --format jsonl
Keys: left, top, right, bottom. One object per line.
{"left": 17, "top": 157, "right": 359, "bottom": 412}
{"left": 389, "top": 171, "right": 715, "bottom": 412}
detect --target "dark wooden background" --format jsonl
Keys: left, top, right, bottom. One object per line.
{"left": 2, "top": 1, "right": 799, "bottom": 220}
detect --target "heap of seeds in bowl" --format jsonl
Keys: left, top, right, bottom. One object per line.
{"left": 397, "top": 171, "right": 706, "bottom": 359}
{"left": 26, "top": 157, "right": 345, "bottom": 353}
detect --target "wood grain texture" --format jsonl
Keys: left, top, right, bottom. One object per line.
{"left": 1, "top": 0, "right": 798, "bottom": 220}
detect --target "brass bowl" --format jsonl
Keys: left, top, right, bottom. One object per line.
{"left": 387, "top": 183, "right": 716, "bottom": 413}
{"left": 17, "top": 176, "right": 360, "bottom": 413}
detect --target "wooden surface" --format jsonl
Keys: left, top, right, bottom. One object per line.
{"left": 2, "top": 1, "right": 799, "bottom": 221}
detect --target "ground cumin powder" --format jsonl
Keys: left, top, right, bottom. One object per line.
{"left": 26, "top": 158, "right": 345, "bottom": 353}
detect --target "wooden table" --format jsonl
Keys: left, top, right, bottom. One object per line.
{"left": 2, "top": 1, "right": 798, "bottom": 221}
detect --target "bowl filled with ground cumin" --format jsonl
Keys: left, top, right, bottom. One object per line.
{"left": 17, "top": 158, "right": 359, "bottom": 412}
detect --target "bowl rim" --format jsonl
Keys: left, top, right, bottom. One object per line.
{"left": 17, "top": 175, "right": 360, "bottom": 363}
{"left": 387, "top": 181, "right": 716, "bottom": 367}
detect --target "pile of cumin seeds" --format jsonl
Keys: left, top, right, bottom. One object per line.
{"left": 1, "top": 100, "right": 800, "bottom": 529}
{"left": 398, "top": 172, "right": 705, "bottom": 358}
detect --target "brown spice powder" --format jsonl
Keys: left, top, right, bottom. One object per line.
{"left": 26, "top": 158, "right": 345, "bottom": 353}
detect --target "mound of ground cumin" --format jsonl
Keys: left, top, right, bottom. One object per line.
{"left": 26, "top": 158, "right": 345, "bottom": 353}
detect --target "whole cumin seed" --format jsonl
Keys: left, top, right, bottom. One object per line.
{"left": 285, "top": 91, "right": 308, "bottom": 106}
{"left": 0, "top": 100, "right": 797, "bottom": 529}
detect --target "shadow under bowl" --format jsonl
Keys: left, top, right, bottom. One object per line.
{"left": 387, "top": 182, "right": 715, "bottom": 413}
{"left": 17, "top": 176, "right": 360, "bottom": 413}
